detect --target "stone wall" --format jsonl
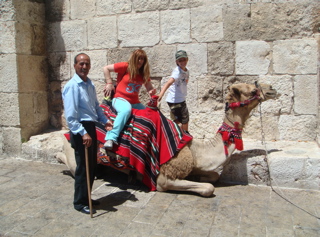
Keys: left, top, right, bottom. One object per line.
{"left": 0, "top": 0, "right": 48, "bottom": 156}
{"left": 0, "top": 0, "right": 319, "bottom": 156}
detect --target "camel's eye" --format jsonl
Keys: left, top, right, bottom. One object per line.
{"left": 251, "top": 90, "right": 256, "bottom": 95}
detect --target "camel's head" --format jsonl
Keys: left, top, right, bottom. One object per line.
{"left": 225, "top": 82, "right": 277, "bottom": 111}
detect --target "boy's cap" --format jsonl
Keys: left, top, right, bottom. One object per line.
{"left": 175, "top": 50, "right": 188, "bottom": 60}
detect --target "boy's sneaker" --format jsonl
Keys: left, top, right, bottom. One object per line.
{"left": 104, "top": 140, "right": 113, "bottom": 149}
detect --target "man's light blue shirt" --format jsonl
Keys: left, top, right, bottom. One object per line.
{"left": 62, "top": 73, "right": 108, "bottom": 136}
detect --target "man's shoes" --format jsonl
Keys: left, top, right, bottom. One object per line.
{"left": 104, "top": 140, "right": 113, "bottom": 149}
{"left": 91, "top": 199, "right": 100, "bottom": 206}
{"left": 79, "top": 206, "right": 96, "bottom": 215}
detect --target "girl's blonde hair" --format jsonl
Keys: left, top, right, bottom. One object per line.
{"left": 127, "top": 49, "right": 150, "bottom": 84}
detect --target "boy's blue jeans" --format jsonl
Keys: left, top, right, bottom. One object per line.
{"left": 105, "top": 97, "right": 145, "bottom": 142}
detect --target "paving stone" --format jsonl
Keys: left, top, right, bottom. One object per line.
{"left": 1, "top": 158, "right": 320, "bottom": 236}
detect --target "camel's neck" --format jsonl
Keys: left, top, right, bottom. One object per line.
{"left": 223, "top": 109, "right": 251, "bottom": 129}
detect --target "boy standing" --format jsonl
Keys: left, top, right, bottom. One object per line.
{"left": 158, "top": 50, "right": 190, "bottom": 132}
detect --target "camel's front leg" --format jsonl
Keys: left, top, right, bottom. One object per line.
{"left": 156, "top": 173, "right": 215, "bottom": 197}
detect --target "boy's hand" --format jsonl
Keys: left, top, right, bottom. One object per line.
{"left": 148, "top": 89, "right": 156, "bottom": 97}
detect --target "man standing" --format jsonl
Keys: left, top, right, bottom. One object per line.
{"left": 62, "top": 53, "right": 112, "bottom": 214}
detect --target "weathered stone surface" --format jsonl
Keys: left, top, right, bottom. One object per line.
{"left": 0, "top": 93, "right": 20, "bottom": 126}
{"left": 251, "top": 2, "right": 320, "bottom": 40}
{"left": 133, "top": 0, "right": 169, "bottom": 12}
{"left": 0, "top": 54, "right": 18, "bottom": 93}
{"left": 189, "top": 111, "right": 225, "bottom": 139}
{"left": 0, "top": 0, "right": 15, "bottom": 21}
{"left": 236, "top": 41, "right": 271, "bottom": 75}
{"left": 179, "top": 43, "right": 207, "bottom": 77}
{"left": 168, "top": 0, "right": 202, "bottom": 10}
{"left": 0, "top": 21, "right": 16, "bottom": 53}
{"left": 87, "top": 16, "right": 117, "bottom": 50}
{"left": 161, "top": 9, "right": 191, "bottom": 44}
{"left": 45, "top": 0, "right": 70, "bottom": 22}
{"left": 70, "top": 0, "right": 95, "bottom": 20}
{"left": 17, "top": 55, "right": 47, "bottom": 92}
{"left": 258, "top": 75, "right": 293, "bottom": 115}
{"left": 48, "top": 52, "right": 71, "bottom": 82}
{"left": 273, "top": 39, "right": 317, "bottom": 74}
{"left": 47, "top": 21, "right": 87, "bottom": 52}
{"left": 2, "top": 127, "right": 21, "bottom": 155}
{"left": 144, "top": 45, "right": 176, "bottom": 77}
{"left": 243, "top": 115, "right": 279, "bottom": 141}
{"left": 21, "top": 130, "right": 68, "bottom": 163}
{"left": 119, "top": 12, "right": 160, "bottom": 47}
{"left": 196, "top": 75, "right": 224, "bottom": 112}
{"left": 96, "top": 0, "right": 132, "bottom": 15}
{"left": 294, "top": 75, "right": 318, "bottom": 115}
{"left": 223, "top": 4, "right": 252, "bottom": 41}
{"left": 15, "top": 0, "right": 45, "bottom": 25}
{"left": 278, "top": 115, "right": 317, "bottom": 141}
{"left": 19, "top": 92, "right": 49, "bottom": 130}
{"left": 208, "top": 42, "right": 234, "bottom": 75}
{"left": 191, "top": 5, "right": 223, "bottom": 42}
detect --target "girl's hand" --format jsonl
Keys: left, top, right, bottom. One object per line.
{"left": 105, "top": 120, "right": 113, "bottom": 131}
{"left": 103, "top": 84, "right": 115, "bottom": 97}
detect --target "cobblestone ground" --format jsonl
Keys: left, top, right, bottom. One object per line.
{"left": 0, "top": 157, "right": 319, "bottom": 237}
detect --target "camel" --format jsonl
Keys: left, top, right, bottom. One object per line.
{"left": 59, "top": 82, "right": 277, "bottom": 197}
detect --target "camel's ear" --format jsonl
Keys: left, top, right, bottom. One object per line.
{"left": 232, "top": 87, "right": 241, "bottom": 100}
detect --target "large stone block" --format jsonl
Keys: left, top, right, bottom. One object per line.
{"left": 169, "top": 0, "right": 202, "bottom": 10}
{"left": 15, "top": 0, "right": 45, "bottom": 25}
{"left": 70, "top": 0, "right": 96, "bottom": 20}
{"left": 45, "top": 0, "right": 70, "bottom": 22}
{"left": 269, "top": 149, "right": 320, "bottom": 190}
{"left": 258, "top": 75, "right": 293, "bottom": 115}
{"left": 178, "top": 43, "right": 207, "bottom": 77}
{"left": 235, "top": 41, "right": 271, "bottom": 75}
{"left": 223, "top": 4, "right": 252, "bottom": 41}
{"left": 251, "top": 2, "right": 320, "bottom": 40}
{"left": 87, "top": 16, "right": 117, "bottom": 50}
{"left": 0, "top": 21, "right": 16, "bottom": 53}
{"left": 243, "top": 115, "right": 279, "bottom": 141}
{"left": 294, "top": 75, "right": 318, "bottom": 115}
{"left": 16, "top": 22, "right": 46, "bottom": 55}
{"left": 0, "top": 54, "right": 18, "bottom": 93}
{"left": 48, "top": 52, "right": 71, "bottom": 82}
{"left": 0, "top": 92, "right": 20, "bottom": 126}
{"left": 195, "top": 75, "right": 224, "bottom": 112}
{"left": 97, "top": 0, "right": 132, "bottom": 15}
{"left": 188, "top": 111, "right": 224, "bottom": 139}
{"left": 19, "top": 92, "right": 49, "bottom": 128}
{"left": 191, "top": 5, "right": 223, "bottom": 42}
{"left": 47, "top": 21, "right": 87, "bottom": 52}
{"left": 208, "top": 42, "right": 234, "bottom": 76}
{"left": 278, "top": 115, "right": 317, "bottom": 141}
{"left": 273, "top": 39, "right": 317, "bottom": 74}
{"left": 2, "top": 127, "right": 21, "bottom": 155}
{"left": 0, "top": 0, "right": 15, "bottom": 21}
{"left": 161, "top": 9, "right": 191, "bottom": 44}
{"left": 144, "top": 45, "right": 176, "bottom": 77}
{"left": 133, "top": 0, "right": 169, "bottom": 12}
{"left": 119, "top": 12, "right": 160, "bottom": 47}
{"left": 17, "top": 55, "right": 47, "bottom": 92}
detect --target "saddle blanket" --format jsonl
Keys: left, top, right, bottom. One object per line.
{"left": 65, "top": 99, "right": 193, "bottom": 191}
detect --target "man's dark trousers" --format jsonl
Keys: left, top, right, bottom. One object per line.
{"left": 70, "top": 121, "right": 97, "bottom": 211}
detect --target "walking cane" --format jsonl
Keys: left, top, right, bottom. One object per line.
{"left": 85, "top": 146, "right": 93, "bottom": 218}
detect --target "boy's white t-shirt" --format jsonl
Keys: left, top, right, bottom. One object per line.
{"left": 166, "top": 66, "right": 189, "bottom": 103}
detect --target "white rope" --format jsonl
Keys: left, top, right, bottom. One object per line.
{"left": 258, "top": 103, "right": 320, "bottom": 220}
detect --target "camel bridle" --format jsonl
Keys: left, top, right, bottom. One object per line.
{"left": 225, "top": 81, "right": 262, "bottom": 112}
